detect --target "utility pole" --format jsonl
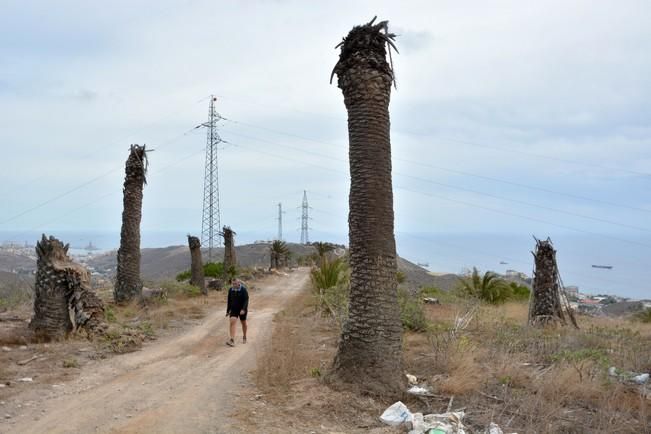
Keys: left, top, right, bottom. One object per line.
{"left": 199, "top": 96, "right": 224, "bottom": 260}
{"left": 300, "top": 190, "right": 311, "bottom": 244}
{"left": 276, "top": 202, "right": 285, "bottom": 241}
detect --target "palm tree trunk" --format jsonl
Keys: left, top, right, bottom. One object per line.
{"left": 188, "top": 235, "right": 206, "bottom": 295}
{"left": 222, "top": 226, "right": 236, "bottom": 271}
{"left": 529, "top": 238, "right": 577, "bottom": 327}
{"left": 30, "top": 234, "right": 106, "bottom": 340}
{"left": 330, "top": 18, "right": 403, "bottom": 394}
{"left": 114, "top": 145, "right": 147, "bottom": 303}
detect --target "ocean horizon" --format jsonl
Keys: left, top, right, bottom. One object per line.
{"left": 1, "top": 230, "right": 649, "bottom": 300}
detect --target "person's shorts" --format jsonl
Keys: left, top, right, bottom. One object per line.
{"left": 230, "top": 311, "right": 247, "bottom": 321}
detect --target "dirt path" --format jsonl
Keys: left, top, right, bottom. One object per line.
{"left": 1, "top": 270, "right": 309, "bottom": 434}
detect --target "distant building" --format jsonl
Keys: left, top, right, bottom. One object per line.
{"left": 565, "top": 286, "right": 579, "bottom": 297}
{"left": 505, "top": 269, "right": 529, "bottom": 280}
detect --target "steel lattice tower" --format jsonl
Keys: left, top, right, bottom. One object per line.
{"left": 276, "top": 203, "right": 284, "bottom": 240}
{"left": 300, "top": 190, "right": 310, "bottom": 244}
{"left": 201, "top": 96, "right": 224, "bottom": 260}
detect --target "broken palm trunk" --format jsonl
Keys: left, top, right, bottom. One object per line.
{"left": 115, "top": 144, "right": 148, "bottom": 303}
{"left": 30, "top": 235, "right": 106, "bottom": 340}
{"left": 187, "top": 235, "right": 206, "bottom": 295}
{"left": 529, "top": 238, "right": 578, "bottom": 328}
{"left": 222, "top": 226, "right": 236, "bottom": 271}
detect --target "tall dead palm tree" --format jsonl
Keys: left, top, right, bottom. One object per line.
{"left": 114, "top": 144, "right": 148, "bottom": 303}
{"left": 529, "top": 238, "right": 578, "bottom": 328}
{"left": 187, "top": 235, "right": 206, "bottom": 295}
{"left": 222, "top": 226, "right": 237, "bottom": 271}
{"left": 330, "top": 17, "right": 403, "bottom": 394}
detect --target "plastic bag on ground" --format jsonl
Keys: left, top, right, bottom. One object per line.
{"left": 486, "top": 422, "right": 503, "bottom": 434}
{"left": 380, "top": 401, "right": 413, "bottom": 427}
{"left": 408, "top": 411, "right": 466, "bottom": 434}
{"left": 407, "top": 385, "right": 432, "bottom": 396}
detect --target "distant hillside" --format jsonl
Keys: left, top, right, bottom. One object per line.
{"left": 88, "top": 243, "right": 320, "bottom": 282}
{"left": 86, "top": 243, "right": 442, "bottom": 290}
{"left": 0, "top": 252, "right": 35, "bottom": 273}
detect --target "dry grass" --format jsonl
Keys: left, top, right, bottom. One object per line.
{"left": 403, "top": 301, "right": 651, "bottom": 433}
{"left": 239, "top": 290, "right": 398, "bottom": 433}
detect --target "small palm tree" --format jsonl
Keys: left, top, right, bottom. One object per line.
{"left": 269, "top": 240, "right": 290, "bottom": 269}
{"left": 458, "top": 267, "right": 511, "bottom": 304}
{"left": 313, "top": 241, "right": 335, "bottom": 267}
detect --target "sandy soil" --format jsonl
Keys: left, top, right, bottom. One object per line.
{"left": 0, "top": 269, "right": 309, "bottom": 434}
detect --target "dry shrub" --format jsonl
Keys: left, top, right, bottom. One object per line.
{"left": 255, "top": 292, "right": 326, "bottom": 392}
{"left": 438, "top": 341, "right": 486, "bottom": 395}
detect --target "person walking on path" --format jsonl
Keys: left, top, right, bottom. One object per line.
{"left": 225, "top": 278, "right": 249, "bottom": 346}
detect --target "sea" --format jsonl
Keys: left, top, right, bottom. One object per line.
{"left": 1, "top": 230, "right": 649, "bottom": 300}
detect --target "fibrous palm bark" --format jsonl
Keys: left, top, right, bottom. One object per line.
{"left": 330, "top": 17, "right": 403, "bottom": 394}
{"left": 115, "top": 145, "right": 147, "bottom": 303}
{"left": 30, "top": 234, "right": 106, "bottom": 340}
{"left": 222, "top": 226, "right": 236, "bottom": 271}
{"left": 188, "top": 235, "right": 206, "bottom": 295}
{"left": 529, "top": 238, "right": 578, "bottom": 328}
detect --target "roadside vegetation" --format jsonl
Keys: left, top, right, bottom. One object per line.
{"left": 247, "top": 261, "right": 650, "bottom": 433}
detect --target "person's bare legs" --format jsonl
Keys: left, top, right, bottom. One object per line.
{"left": 241, "top": 319, "right": 247, "bottom": 342}
{"left": 228, "top": 317, "right": 238, "bottom": 343}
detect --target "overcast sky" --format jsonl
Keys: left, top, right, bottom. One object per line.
{"left": 1, "top": 1, "right": 650, "bottom": 295}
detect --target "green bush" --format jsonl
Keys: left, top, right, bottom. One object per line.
{"left": 204, "top": 262, "right": 225, "bottom": 278}
{"left": 457, "top": 267, "right": 513, "bottom": 304}
{"left": 509, "top": 282, "right": 531, "bottom": 301}
{"left": 176, "top": 262, "right": 229, "bottom": 282}
{"left": 311, "top": 258, "right": 345, "bottom": 290}
{"left": 634, "top": 308, "right": 651, "bottom": 323}
{"left": 399, "top": 288, "right": 429, "bottom": 332}
{"left": 175, "top": 270, "right": 191, "bottom": 282}
{"left": 160, "top": 280, "right": 202, "bottom": 298}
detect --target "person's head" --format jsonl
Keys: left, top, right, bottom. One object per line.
{"left": 231, "top": 278, "right": 241, "bottom": 288}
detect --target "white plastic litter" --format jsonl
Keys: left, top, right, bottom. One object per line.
{"left": 486, "top": 422, "right": 503, "bottom": 434}
{"left": 407, "top": 385, "right": 432, "bottom": 396}
{"left": 380, "top": 401, "right": 413, "bottom": 427}
{"left": 633, "top": 373, "right": 650, "bottom": 385}
{"left": 408, "top": 411, "right": 466, "bottom": 434}
{"left": 609, "top": 366, "right": 650, "bottom": 385}
{"left": 406, "top": 373, "right": 418, "bottom": 385}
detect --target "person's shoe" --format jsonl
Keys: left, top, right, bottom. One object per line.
{"left": 243, "top": 337, "right": 247, "bottom": 344}
{"left": 226, "top": 339, "right": 235, "bottom": 347}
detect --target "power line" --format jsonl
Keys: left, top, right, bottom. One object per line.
{"left": 223, "top": 128, "right": 651, "bottom": 235}
{"left": 221, "top": 101, "right": 651, "bottom": 178}
{"left": 223, "top": 118, "right": 651, "bottom": 213}
{"left": 0, "top": 125, "right": 200, "bottom": 226}
{"left": 225, "top": 137, "right": 651, "bottom": 256}
{"left": 7, "top": 146, "right": 207, "bottom": 242}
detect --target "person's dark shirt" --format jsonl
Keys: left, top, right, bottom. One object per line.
{"left": 226, "top": 285, "right": 249, "bottom": 314}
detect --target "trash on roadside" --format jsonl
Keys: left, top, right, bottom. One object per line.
{"left": 633, "top": 373, "right": 650, "bottom": 385}
{"left": 486, "top": 422, "right": 503, "bottom": 434}
{"left": 408, "top": 411, "right": 466, "bottom": 434}
{"left": 407, "top": 385, "right": 434, "bottom": 396}
{"left": 608, "top": 366, "right": 650, "bottom": 385}
{"left": 423, "top": 297, "right": 440, "bottom": 305}
{"left": 380, "top": 401, "right": 413, "bottom": 427}
{"left": 406, "top": 373, "right": 418, "bottom": 385}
